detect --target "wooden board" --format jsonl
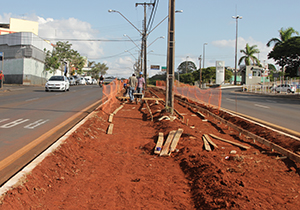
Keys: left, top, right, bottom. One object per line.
{"left": 117, "top": 96, "right": 164, "bottom": 101}
{"left": 202, "top": 136, "right": 212, "bottom": 151}
{"left": 154, "top": 133, "right": 164, "bottom": 154}
{"left": 108, "top": 114, "right": 114, "bottom": 123}
{"left": 107, "top": 124, "right": 114, "bottom": 135}
{"left": 209, "top": 134, "right": 250, "bottom": 150}
{"left": 112, "top": 105, "right": 124, "bottom": 115}
{"left": 169, "top": 129, "right": 184, "bottom": 153}
{"left": 160, "top": 130, "right": 176, "bottom": 157}
{"left": 204, "top": 134, "right": 218, "bottom": 148}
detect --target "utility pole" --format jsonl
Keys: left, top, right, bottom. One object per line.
{"left": 166, "top": 0, "right": 175, "bottom": 114}
{"left": 136, "top": 2, "right": 155, "bottom": 89}
{"left": 198, "top": 55, "right": 202, "bottom": 88}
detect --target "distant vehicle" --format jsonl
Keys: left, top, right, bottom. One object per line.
{"left": 272, "top": 84, "right": 296, "bottom": 93}
{"left": 92, "top": 78, "right": 97, "bottom": 85}
{"left": 72, "top": 75, "right": 81, "bottom": 85}
{"left": 45, "top": 76, "right": 70, "bottom": 92}
{"left": 68, "top": 77, "right": 76, "bottom": 86}
{"left": 84, "top": 76, "right": 93, "bottom": 85}
{"left": 78, "top": 77, "right": 86, "bottom": 85}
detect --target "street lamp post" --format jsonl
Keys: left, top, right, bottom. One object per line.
{"left": 198, "top": 55, "right": 202, "bottom": 88}
{"left": 232, "top": 15, "right": 242, "bottom": 85}
{"left": 203, "top": 43, "right": 207, "bottom": 69}
{"left": 185, "top": 56, "right": 189, "bottom": 73}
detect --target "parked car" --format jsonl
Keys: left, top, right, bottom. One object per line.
{"left": 78, "top": 77, "right": 86, "bottom": 85}
{"left": 45, "top": 76, "right": 70, "bottom": 92}
{"left": 72, "top": 75, "right": 81, "bottom": 85}
{"left": 84, "top": 76, "right": 93, "bottom": 85}
{"left": 272, "top": 84, "right": 296, "bottom": 93}
{"left": 68, "top": 76, "right": 76, "bottom": 86}
{"left": 92, "top": 78, "right": 97, "bottom": 85}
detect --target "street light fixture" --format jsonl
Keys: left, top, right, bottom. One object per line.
{"left": 123, "top": 34, "right": 141, "bottom": 50}
{"left": 108, "top": 9, "right": 142, "bottom": 35}
{"left": 148, "top": 36, "right": 164, "bottom": 47}
{"left": 232, "top": 15, "right": 242, "bottom": 85}
{"left": 203, "top": 43, "right": 208, "bottom": 68}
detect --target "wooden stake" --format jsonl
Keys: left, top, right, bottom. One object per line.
{"left": 209, "top": 134, "right": 250, "bottom": 150}
{"left": 107, "top": 124, "right": 114, "bottom": 134}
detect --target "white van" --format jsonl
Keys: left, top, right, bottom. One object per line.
{"left": 84, "top": 76, "right": 93, "bottom": 85}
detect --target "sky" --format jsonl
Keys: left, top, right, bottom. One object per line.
{"left": 1, "top": 0, "right": 300, "bottom": 78}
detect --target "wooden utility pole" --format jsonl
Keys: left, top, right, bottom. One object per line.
{"left": 166, "top": 0, "right": 175, "bottom": 114}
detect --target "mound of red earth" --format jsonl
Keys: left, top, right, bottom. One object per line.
{"left": 0, "top": 89, "right": 300, "bottom": 210}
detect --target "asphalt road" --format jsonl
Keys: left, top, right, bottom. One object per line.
{"left": 0, "top": 84, "right": 103, "bottom": 184}
{"left": 221, "top": 88, "right": 300, "bottom": 133}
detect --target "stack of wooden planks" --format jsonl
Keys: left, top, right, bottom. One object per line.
{"left": 154, "top": 128, "right": 184, "bottom": 157}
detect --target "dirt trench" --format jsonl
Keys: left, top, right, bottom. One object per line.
{"left": 0, "top": 90, "right": 300, "bottom": 210}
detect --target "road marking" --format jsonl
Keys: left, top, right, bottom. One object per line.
{"left": 266, "top": 100, "right": 277, "bottom": 103}
{"left": 0, "top": 119, "right": 30, "bottom": 128}
{"left": 25, "top": 97, "right": 39, "bottom": 102}
{"left": 24, "top": 119, "right": 49, "bottom": 129}
{"left": 0, "top": 119, "right": 9, "bottom": 123}
{"left": 226, "top": 98, "right": 235, "bottom": 102}
{"left": 254, "top": 104, "right": 270, "bottom": 109}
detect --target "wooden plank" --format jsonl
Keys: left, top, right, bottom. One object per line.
{"left": 204, "top": 134, "right": 218, "bottom": 148}
{"left": 160, "top": 130, "right": 176, "bottom": 157}
{"left": 107, "top": 124, "right": 114, "bottom": 134}
{"left": 169, "top": 129, "right": 184, "bottom": 153}
{"left": 154, "top": 133, "right": 164, "bottom": 154}
{"left": 112, "top": 105, "right": 124, "bottom": 115}
{"left": 209, "top": 134, "right": 250, "bottom": 150}
{"left": 108, "top": 114, "right": 114, "bottom": 123}
{"left": 117, "top": 96, "right": 164, "bottom": 101}
{"left": 202, "top": 136, "right": 212, "bottom": 151}
{"left": 145, "top": 101, "right": 153, "bottom": 121}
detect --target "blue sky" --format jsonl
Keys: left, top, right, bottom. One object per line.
{"left": 1, "top": 0, "right": 300, "bottom": 78}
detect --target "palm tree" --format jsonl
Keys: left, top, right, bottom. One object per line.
{"left": 238, "top": 43, "right": 261, "bottom": 66}
{"left": 266, "top": 27, "right": 299, "bottom": 48}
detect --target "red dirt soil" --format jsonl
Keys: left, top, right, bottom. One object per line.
{"left": 0, "top": 89, "right": 300, "bottom": 210}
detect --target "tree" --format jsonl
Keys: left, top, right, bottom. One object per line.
{"left": 90, "top": 62, "right": 109, "bottom": 79}
{"left": 238, "top": 43, "right": 261, "bottom": 66}
{"left": 177, "top": 61, "right": 197, "bottom": 74}
{"left": 268, "top": 36, "right": 300, "bottom": 77}
{"left": 44, "top": 49, "right": 60, "bottom": 73}
{"left": 266, "top": 27, "right": 299, "bottom": 48}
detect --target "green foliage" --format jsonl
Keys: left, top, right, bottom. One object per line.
{"left": 89, "top": 62, "right": 109, "bottom": 78}
{"left": 177, "top": 61, "right": 197, "bottom": 74}
{"left": 148, "top": 73, "right": 166, "bottom": 85}
{"left": 238, "top": 43, "right": 261, "bottom": 66}
{"left": 266, "top": 27, "right": 299, "bottom": 48}
{"left": 268, "top": 36, "right": 300, "bottom": 76}
{"left": 44, "top": 49, "right": 60, "bottom": 73}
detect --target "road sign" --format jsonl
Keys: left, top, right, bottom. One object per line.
{"left": 151, "top": 65, "right": 160, "bottom": 70}
{"left": 161, "top": 66, "right": 167, "bottom": 71}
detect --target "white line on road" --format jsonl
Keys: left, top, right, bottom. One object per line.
{"left": 25, "top": 97, "right": 39, "bottom": 102}
{"left": 226, "top": 98, "right": 235, "bottom": 102}
{"left": 265, "top": 100, "right": 277, "bottom": 103}
{"left": 254, "top": 104, "right": 270, "bottom": 109}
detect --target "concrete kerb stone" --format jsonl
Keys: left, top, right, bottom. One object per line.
{"left": 0, "top": 96, "right": 109, "bottom": 197}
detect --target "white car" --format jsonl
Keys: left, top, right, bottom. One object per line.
{"left": 92, "top": 78, "right": 97, "bottom": 85}
{"left": 78, "top": 77, "right": 86, "bottom": 85}
{"left": 272, "top": 84, "right": 296, "bottom": 93}
{"left": 84, "top": 76, "right": 93, "bottom": 85}
{"left": 68, "top": 76, "right": 76, "bottom": 86}
{"left": 45, "top": 76, "right": 70, "bottom": 92}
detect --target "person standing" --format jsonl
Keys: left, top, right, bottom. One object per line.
{"left": 137, "top": 72, "right": 145, "bottom": 93}
{"left": 0, "top": 70, "right": 4, "bottom": 88}
{"left": 128, "top": 73, "right": 138, "bottom": 102}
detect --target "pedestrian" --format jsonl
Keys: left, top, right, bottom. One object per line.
{"left": 137, "top": 72, "right": 145, "bottom": 93}
{"left": 128, "top": 73, "right": 138, "bottom": 102}
{"left": 0, "top": 70, "right": 4, "bottom": 88}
